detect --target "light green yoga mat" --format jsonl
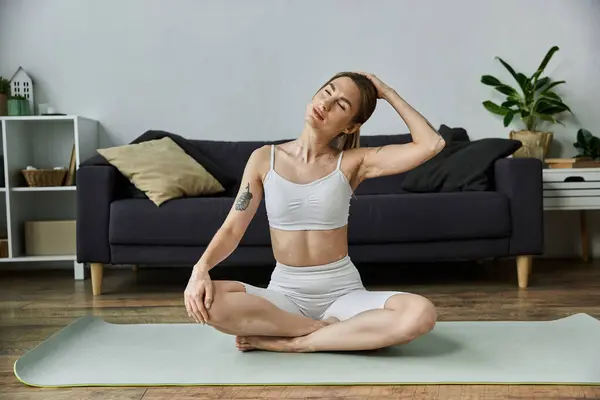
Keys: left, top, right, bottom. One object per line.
{"left": 14, "top": 313, "right": 600, "bottom": 387}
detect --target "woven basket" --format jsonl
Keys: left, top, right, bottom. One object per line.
{"left": 22, "top": 169, "right": 66, "bottom": 187}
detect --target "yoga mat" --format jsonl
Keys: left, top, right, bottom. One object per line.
{"left": 14, "top": 313, "right": 600, "bottom": 387}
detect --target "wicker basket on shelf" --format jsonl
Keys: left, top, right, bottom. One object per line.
{"left": 21, "top": 169, "right": 67, "bottom": 187}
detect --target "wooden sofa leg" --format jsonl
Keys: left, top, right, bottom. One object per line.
{"left": 517, "top": 256, "right": 532, "bottom": 289}
{"left": 91, "top": 263, "right": 104, "bottom": 296}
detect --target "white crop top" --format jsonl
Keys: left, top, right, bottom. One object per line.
{"left": 263, "top": 145, "right": 352, "bottom": 231}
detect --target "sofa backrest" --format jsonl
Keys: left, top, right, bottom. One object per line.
{"left": 191, "top": 133, "right": 413, "bottom": 196}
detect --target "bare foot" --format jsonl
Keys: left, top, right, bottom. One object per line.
{"left": 235, "top": 317, "right": 339, "bottom": 352}
{"left": 235, "top": 335, "right": 257, "bottom": 352}
{"left": 236, "top": 335, "right": 298, "bottom": 352}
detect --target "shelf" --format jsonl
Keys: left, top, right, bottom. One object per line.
{"left": 12, "top": 186, "right": 76, "bottom": 192}
{"left": 0, "top": 115, "right": 82, "bottom": 121}
{"left": 0, "top": 255, "right": 76, "bottom": 263}
{"left": 0, "top": 114, "right": 97, "bottom": 275}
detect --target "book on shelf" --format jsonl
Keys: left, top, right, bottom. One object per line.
{"left": 545, "top": 158, "right": 600, "bottom": 169}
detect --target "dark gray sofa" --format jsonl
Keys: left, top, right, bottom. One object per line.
{"left": 76, "top": 128, "right": 543, "bottom": 295}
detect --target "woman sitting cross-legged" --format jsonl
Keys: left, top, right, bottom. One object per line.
{"left": 184, "top": 71, "right": 445, "bottom": 353}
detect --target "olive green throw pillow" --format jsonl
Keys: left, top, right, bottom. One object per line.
{"left": 97, "top": 137, "right": 225, "bottom": 206}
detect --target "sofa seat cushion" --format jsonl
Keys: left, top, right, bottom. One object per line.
{"left": 347, "top": 192, "right": 511, "bottom": 244}
{"left": 109, "top": 197, "right": 271, "bottom": 246}
{"left": 110, "top": 192, "right": 510, "bottom": 247}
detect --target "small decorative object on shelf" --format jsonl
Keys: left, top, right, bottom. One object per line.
{"left": 0, "top": 76, "right": 9, "bottom": 116}
{"left": 38, "top": 103, "right": 64, "bottom": 116}
{"left": 21, "top": 166, "right": 67, "bottom": 187}
{"left": 9, "top": 66, "right": 34, "bottom": 115}
{"left": 7, "top": 95, "right": 31, "bottom": 116}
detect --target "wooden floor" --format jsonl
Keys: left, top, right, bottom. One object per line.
{"left": 1, "top": 258, "right": 600, "bottom": 399}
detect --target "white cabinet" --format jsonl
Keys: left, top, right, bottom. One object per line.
{"left": 543, "top": 168, "right": 600, "bottom": 210}
{"left": 543, "top": 167, "right": 600, "bottom": 262}
{"left": 0, "top": 116, "right": 99, "bottom": 279}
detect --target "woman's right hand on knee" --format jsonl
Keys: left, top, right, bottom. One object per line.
{"left": 184, "top": 266, "right": 214, "bottom": 324}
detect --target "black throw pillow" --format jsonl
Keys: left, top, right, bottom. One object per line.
{"left": 438, "top": 124, "right": 470, "bottom": 143}
{"left": 399, "top": 125, "right": 471, "bottom": 193}
{"left": 83, "top": 130, "right": 237, "bottom": 198}
{"left": 439, "top": 138, "right": 522, "bottom": 191}
{"left": 401, "top": 138, "right": 521, "bottom": 192}
{"left": 400, "top": 140, "right": 470, "bottom": 192}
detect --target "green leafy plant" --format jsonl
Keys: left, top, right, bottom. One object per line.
{"left": 0, "top": 77, "right": 10, "bottom": 95}
{"left": 574, "top": 129, "right": 600, "bottom": 160}
{"left": 8, "top": 95, "right": 26, "bottom": 100}
{"left": 481, "top": 45, "right": 571, "bottom": 131}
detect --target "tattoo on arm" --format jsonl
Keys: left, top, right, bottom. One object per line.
{"left": 235, "top": 183, "right": 253, "bottom": 211}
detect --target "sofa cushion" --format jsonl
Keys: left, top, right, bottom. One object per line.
{"left": 348, "top": 192, "right": 511, "bottom": 244}
{"left": 84, "top": 130, "right": 237, "bottom": 199}
{"left": 110, "top": 191, "right": 510, "bottom": 247}
{"left": 401, "top": 138, "right": 522, "bottom": 193}
{"left": 130, "top": 130, "right": 237, "bottom": 189}
{"left": 109, "top": 197, "right": 271, "bottom": 246}
{"left": 191, "top": 139, "right": 289, "bottom": 196}
{"left": 97, "top": 137, "right": 225, "bottom": 206}
{"left": 353, "top": 127, "right": 470, "bottom": 195}
{"left": 438, "top": 138, "right": 522, "bottom": 191}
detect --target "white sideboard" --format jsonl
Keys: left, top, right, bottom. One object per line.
{"left": 543, "top": 167, "right": 600, "bottom": 261}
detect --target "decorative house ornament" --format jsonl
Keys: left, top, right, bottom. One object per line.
{"left": 10, "top": 66, "right": 34, "bottom": 114}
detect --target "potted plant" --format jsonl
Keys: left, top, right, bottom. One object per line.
{"left": 574, "top": 129, "right": 600, "bottom": 160}
{"left": 7, "top": 95, "right": 30, "bottom": 116}
{"left": 481, "top": 45, "right": 572, "bottom": 159}
{"left": 0, "top": 76, "right": 9, "bottom": 116}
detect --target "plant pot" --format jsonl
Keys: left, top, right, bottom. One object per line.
{"left": 509, "top": 130, "right": 553, "bottom": 160}
{"left": 0, "top": 94, "right": 7, "bottom": 116}
{"left": 7, "top": 98, "right": 31, "bottom": 116}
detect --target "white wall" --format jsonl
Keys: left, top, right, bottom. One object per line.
{"left": 1, "top": 0, "right": 599, "bottom": 258}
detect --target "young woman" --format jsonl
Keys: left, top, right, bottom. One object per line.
{"left": 184, "top": 71, "right": 446, "bottom": 352}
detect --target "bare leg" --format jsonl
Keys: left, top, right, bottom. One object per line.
{"left": 205, "top": 281, "right": 333, "bottom": 338}
{"left": 237, "top": 293, "right": 436, "bottom": 352}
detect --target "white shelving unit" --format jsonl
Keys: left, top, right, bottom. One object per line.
{"left": 0, "top": 115, "right": 99, "bottom": 279}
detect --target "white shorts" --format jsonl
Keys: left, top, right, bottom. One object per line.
{"left": 240, "top": 255, "right": 405, "bottom": 321}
